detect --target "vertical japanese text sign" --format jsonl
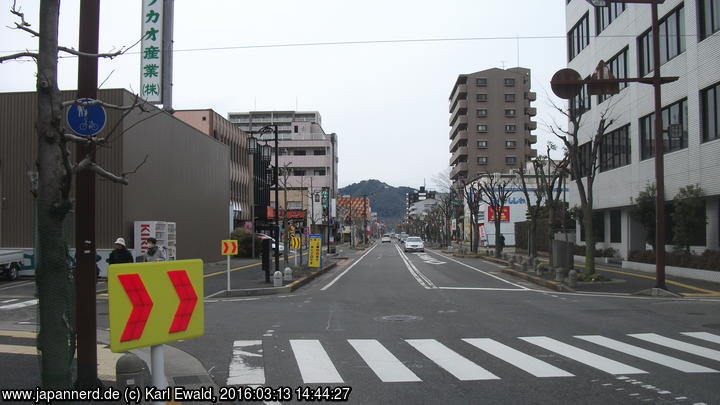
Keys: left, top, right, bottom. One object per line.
{"left": 308, "top": 234, "right": 322, "bottom": 268}
{"left": 141, "top": 0, "right": 163, "bottom": 103}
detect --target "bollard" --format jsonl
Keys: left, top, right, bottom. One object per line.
{"left": 568, "top": 269, "right": 578, "bottom": 288}
{"left": 283, "top": 267, "right": 293, "bottom": 282}
{"left": 520, "top": 260, "right": 527, "bottom": 272}
{"left": 535, "top": 263, "right": 544, "bottom": 276}
{"left": 116, "top": 353, "right": 148, "bottom": 391}
{"left": 555, "top": 267, "right": 565, "bottom": 282}
{"left": 273, "top": 271, "right": 283, "bottom": 287}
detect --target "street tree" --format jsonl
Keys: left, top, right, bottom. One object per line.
{"left": 278, "top": 161, "right": 293, "bottom": 264}
{"left": 0, "top": 1, "right": 146, "bottom": 388}
{"left": 630, "top": 183, "right": 657, "bottom": 251}
{"left": 672, "top": 184, "right": 707, "bottom": 254}
{"left": 432, "top": 168, "right": 458, "bottom": 248}
{"left": 460, "top": 180, "right": 481, "bottom": 253}
{"left": 549, "top": 101, "right": 615, "bottom": 275}
{"left": 475, "top": 173, "right": 516, "bottom": 258}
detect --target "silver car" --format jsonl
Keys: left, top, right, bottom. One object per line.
{"left": 404, "top": 236, "right": 424, "bottom": 252}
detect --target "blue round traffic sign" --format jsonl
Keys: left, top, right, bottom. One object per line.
{"left": 66, "top": 98, "right": 107, "bottom": 137}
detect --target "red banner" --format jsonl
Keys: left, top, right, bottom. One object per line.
{"left": 488, "top": 206, "right": 510, "bottom": 222}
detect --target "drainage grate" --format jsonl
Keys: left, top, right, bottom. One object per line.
{"left": 376, "top": 315, "right": 423, "bottom": 322}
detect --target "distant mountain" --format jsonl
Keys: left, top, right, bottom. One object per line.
{"left": 338, "top": 179, "right": 416, "bottom": 229}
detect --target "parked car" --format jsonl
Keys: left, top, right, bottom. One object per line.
{"left": 254, "top": 233, "right": 285, "bottom": 252}
{"left": 0, "top": 250, "right": 23, "bottom": 281}
{"left": 381, "top": 234, "right": 391, "bottom": 243}
{"left": 403, "top": 237, "right": 425, "bottom": 252}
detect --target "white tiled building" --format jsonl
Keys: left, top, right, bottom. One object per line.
{"left": 565, "top": 0, "right": 720, "bottom": 258}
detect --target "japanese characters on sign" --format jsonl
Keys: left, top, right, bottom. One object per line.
{"left": 488, "top": 206, "right": 511, "bottom": 222}
{"left": 308, "top": 234, "right": 322, "bottom": 268}
{"left": 141, "top": 0, "right": 163, "bottom": 103}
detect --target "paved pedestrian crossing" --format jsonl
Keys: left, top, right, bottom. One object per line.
{"left": 226, "top": 332, "right": 720, "bottom": 385}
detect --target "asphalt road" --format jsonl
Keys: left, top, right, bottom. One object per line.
{"left": 170, "top": 241, "right": 720, "bottom": 404}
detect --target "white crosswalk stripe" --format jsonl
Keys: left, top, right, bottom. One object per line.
{"left": 406, "top": 339, "right": 499, "bottom": 381}
{"left": 575, "top": 335, "right": 718, "bottom": 373}
{"left": 228, "top": 332, "right": 720, "bottom": 386}
{"left": 290, "top": 340, "right": 344, "bottom": 383}
{"left": 0, "top": 299, "right": 37, "bottom": 310}
{"left": 681, "top": 332, "right": 720, "bottom": 345}
{"left": 629, "top": 333, "right": 720, "bottom": 362}
{"left": 348, "top": 339, "right": 421, "bottom": 382}
{"left": 520, "top": 336, "right": 647, "bottom": 375}
{"left": 463, "top": 338, "right": 574, "bottom": 377}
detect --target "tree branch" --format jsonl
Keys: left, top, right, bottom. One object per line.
{"left": 57, "top": 46, "right": 126, "bottom": 60}
{"left": 122, "top": 155, "right": 149, "bottom": 177}
{"left": 90, "top": 163, "right": 129, "bottom": 185}
{"left": 0, "top": 51, "right": 38, "bottom": 63}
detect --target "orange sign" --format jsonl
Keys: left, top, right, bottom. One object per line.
{"left": 488, "top": 206, "right": 510, "bottom": 222}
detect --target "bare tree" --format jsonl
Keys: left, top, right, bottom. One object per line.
{"left": 432, "top": 168, "right": 456, "bottom": 248}
{"left": 548, "top": 101, "right": 615, "bottom": 275}
{"left": 1, "top": 2, "right": 145, "bottom": 388}
{"left": 278, "top": 162, "right": 293, "bottom": 264}
{"left": 475, "top": 173, "right": 516, "bottom": 257}
{"left": 460, "top": 180, "right": 480, "bottom": 253}
{"left": 533, "top": 144, "right": 569, "bottom": 264}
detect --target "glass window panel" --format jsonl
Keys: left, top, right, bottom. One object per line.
{"left": 659, "top": 20, "right": 668, "bottom": 64}
{"left": 678, "top": 7, "right": 686, "bottom": 53}
{"left": 714, "top": 0, "right": 720, "bottom": 35}
{"left": 667, "top": 13, "right": 678, "bottom": 58}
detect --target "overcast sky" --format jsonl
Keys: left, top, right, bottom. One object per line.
{"left": 1, "top": 0, "right": 567, "bottom": 189}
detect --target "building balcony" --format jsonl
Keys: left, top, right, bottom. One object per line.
{"left": 450, "top": 162, "right": 468, "bottom": 181}
{"left": 449, "top": 106, "right": 467, "bottom": 126}
{"left": 449, "top": 131, "right": 468, "bottom": 152}
{"left": 449, "top": 97, "right": 468, "bottom": 115}
{"left": 525, "top": 121, "right": 537, "bottom": 131}
{"left": 450, "top": 116, "right": 468, "bottom": 139}
{"left": 528, "top": 135, "right": 537, "bottom": 144}
{"left": 525, "top": 107, "right": 537, "bottom": 117}
{"left": 449, "top": 147, "right": 468, "bottom": 166}
{"left": 449, "top": 83, "right": 467, "bottom": 105}
{"left": 525, "top": 91, "right": 537, "bottom": 101}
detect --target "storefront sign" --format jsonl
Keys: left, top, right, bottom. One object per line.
{"left": 488, "top": 206, "right": 510, "bottom": 222}
{"left": 141, "top": 0, "right": 163, "bottom": 103}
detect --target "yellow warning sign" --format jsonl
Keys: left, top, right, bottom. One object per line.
{"left": 308, "top": 234, "right": 322, "bottom": 268}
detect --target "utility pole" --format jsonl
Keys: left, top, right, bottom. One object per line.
{"left": 74, "top": 0, "right": 100, "bottom": 389}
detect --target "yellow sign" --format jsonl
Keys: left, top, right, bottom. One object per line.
{"left": 290, "top": 236, "right": 301, "bottom": 249}
{"left": 308, "top": 234, "right": 322, "bottom": 268}
{"left": 222, "top": 240, "right": 238, "bottom": 255}
{"left": 108, "top": 259, "right": 204, "bottom": 352}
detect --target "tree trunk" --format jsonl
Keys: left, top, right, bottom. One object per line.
{"left": 36, "top": 0, "right": 76, "bottom": 389}
{"left": 583, "top": 206, "right": 596, "bottom": 275}
{"left": 472, "top": 218, "right": 479, "bottom": 253}
{"left": 494, "top": 218, "right": 502, "bottom": 258}
{"left": 283, "top": 189, "right": 288, "bottom": 264}
{"left": 529, "top": 219, "right": 537, "bottom": 259}
{"left": 547, "top": 202, "right": 555, "bottom": 265}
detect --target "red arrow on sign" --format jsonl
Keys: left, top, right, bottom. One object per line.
{"left": 223, "top": 241, "right": 230, "bottom": 254}
{"left": 117, "top": 273, "right": 154, "bottom": 342}
{"left": 167, "top": 270, "right": 198, "bottom": 333}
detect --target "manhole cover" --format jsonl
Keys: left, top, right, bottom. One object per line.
{"left": 376, "top": 315, "right": 423, "bottom": 322}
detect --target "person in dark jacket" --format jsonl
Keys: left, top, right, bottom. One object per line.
{"left": 108, "top": 237, "right": 134, "bottom": 264}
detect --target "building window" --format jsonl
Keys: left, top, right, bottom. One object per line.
{"left": 293, "top": 150, "right": 306, "bottom": 156}
{"left": 596, "top": 3, "right": 626, "bottom": 35}
{"left": 570, "top": 77, "right": 591, "bottom": 116}
{"left": 598, "top": 47, "right": 628, "bottom": 104}
{"left": 294, "top": 125, "right": 298, "bottom": 133}
{"left": 504, "top": 109, "right": 516, "bottom": 117}
{"left": 505, "top": 140, "right": 516, "bottom": 149}
{"left": 638, "top": 4, "right": 686, "bottom": 77}
{"left": 476, "top": 78, "right": 487, "bottom": 86}
{"left": 313, "top": 169, "right": 326, "bottom": 176}
{"left": 477, "top": 140, "right": 488, "bottom": 149}
{"left": 504, "top": 124, "right": 517, "bottom": 133}
{"left": 505, "top": 156, "right": 517, "bottom": 165}
{"left": 477, "top": 109, "right": 488, "bottom": 117}
{"left": 504, "top": 78, "right": 516, "bottom": 87}
{"left": 477, "top": 124, "right": 488, "bottom": 132}
{"left": 610, "top": 209, "right": 622, "bottom": 243}
{"left": 504, "top": 93, "right": 516, "bottom": 102}
{"left": 640, "top": 98, "right": 688, "bottom": 160}
{"left": 293, "top": 169, "right": 306, "bottom": 176}
{"left": 477, "top": 156, "right": 488, "bottom": 165}
{"left": 600, "top": 124, "right": 631, "bottom": 172}
{"left": 699, "top": 0, "right": 720, "bottom": 40}
{"left": 701, "top": 81, "right": 720, "bottom": 142}
{"left": 568, "top": 12, "right": 590, "bottom": 61}
{"left": 313, "top": 149, "right": 326, "bottom": 155}
{"left": 477, "top": 93, "right": 488, "bottom": 102}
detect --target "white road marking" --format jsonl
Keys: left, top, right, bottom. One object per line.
{"left": 290, "top": 340, "right": 344, "bottom": 383}
{"left": 320, "top": 244, "right": 378, "bottom": 291}
{"left": 0, "top": 343, "right": 37, "bottom": 355}
{"left": 575, "top": 335, "right": 718, "bottom": 373}
{"left": 0, "top": 281, "right": 34, "bottom": 291}
{"left": 406, "top": 339, "right": 499, "bottom": 381}
{"left": 681, "top": 332, "right": 720, "bottom": 345}
{"left": 348, "top": 339, "right": 421, "bottom": 382}
{"left": 395, "top": 244, "right": 436, "bottom": 289}
{"left": 438, "top": 287, "right": 530, "bottom": 291}
{"left": 629, "top": 333, "right": 720, "bottom": 362}
{"left": 1, "top": 299, "right": 19, "bottom": 304}
{"left": 0, "top": 330, "right": 36, "bottom": 338}
{"left": 0, "top": 299, "right": 38, "bottom": 310}
{"left": 520, "top": 336, "right": 647, "bottom": 375}
{"left": 428, "top": 249, "right": 529, "bottom": 290}
{"left": 227, "top": 340, "right": 265, "bottom": 386}
{"left": 463, "top": 338, "right": 574, "bottom": 377}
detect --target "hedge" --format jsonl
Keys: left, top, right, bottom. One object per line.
{"left": 627, "top": 250, "right": 720, "bottom": 272}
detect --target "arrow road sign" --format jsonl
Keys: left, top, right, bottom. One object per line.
{"left": 117, "top": 273, "right": 154, "bottom": 342}
{"left": 108, "top": 260, "right": 204, "bottom": 352}
{"left": 222, "top": 240, "right": 238, "bottom": 255}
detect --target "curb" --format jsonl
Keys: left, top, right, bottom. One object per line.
{"left": 501, "top": 267, "right": 575, "bottom": 293}
{"left": 216, "top": 262, "right": 338, "bottom": 298}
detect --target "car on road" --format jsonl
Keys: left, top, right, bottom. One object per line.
{"left": 403, "top": 236, "right": 424, "bottom": 252}
{"left": 255, "top": 233, "right": 285, "bottom": 252}
{"left": 398, "top": 233, "right": 409, "bottom": 243}
{"left": 381, "top": 234, "right": 391, "bottom": 243}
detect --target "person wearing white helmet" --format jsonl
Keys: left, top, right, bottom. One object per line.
{"left": 108, "top": 237, "right": 134, "bottom": 265}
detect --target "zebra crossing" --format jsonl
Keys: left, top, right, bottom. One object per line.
{"left": 226, "top": 331, "right": 720, "bottom": 385}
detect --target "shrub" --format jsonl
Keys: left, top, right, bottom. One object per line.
{"left": 627, "top": 249, "right": 720, "bottom": 271}
{"left": 576, "top": 273, "right": 611, "bottom": 282}
{"left": 230, "top": 228, "right": 263, "bottom": 257}
{"left": 573, "top": 245, "right": 617, "bottom": 258}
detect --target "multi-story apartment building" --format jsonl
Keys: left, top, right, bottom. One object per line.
{"left": 565, "top": 0, "right": 720, "bottom": 257}
{"left": 227, "top": 111, "right": 338, "bottom": 231}
{"left": 174, "top": 109, "right": 252, "bottom": 226}
{"left": 448, "top": 67, "right": 538, "bottom": 186}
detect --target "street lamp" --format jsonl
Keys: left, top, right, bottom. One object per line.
{"left": 561, "top": 0, "right": 670, "bottom": 289}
